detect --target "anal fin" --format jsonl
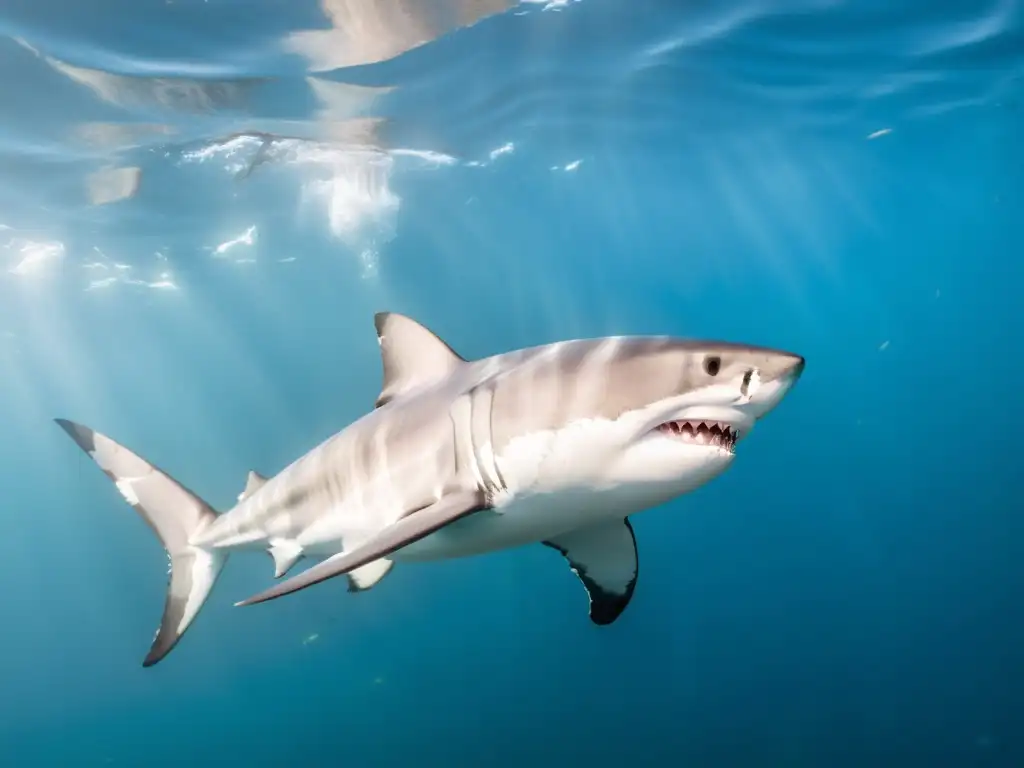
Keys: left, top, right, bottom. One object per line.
{"left": 543, "top": 518, "right": 639, "bottom": 625}
{"left": 268, "top": 541, "right": 303, "bottom": 579}
{"left": 347, "top": 558, "right": 394, "bottom": 592}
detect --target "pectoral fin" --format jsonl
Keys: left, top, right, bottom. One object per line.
{"left": 543, "top": 518, "right": 639, "bottom": 625}
{"left": 235, "top": 489, "right": 488, "bottom": 607}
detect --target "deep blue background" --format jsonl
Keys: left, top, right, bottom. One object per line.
{"left": 0, "top": 0, "right": 1021, "bottom": 764}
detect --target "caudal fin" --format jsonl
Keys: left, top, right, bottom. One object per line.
{"left": 55, "top": 418, "right": 226, "bottom": 667}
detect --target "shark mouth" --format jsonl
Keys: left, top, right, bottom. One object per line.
{"left": 656, "top": 420, "right": 738, "bottom": 452}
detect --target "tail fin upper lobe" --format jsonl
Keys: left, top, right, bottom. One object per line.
{"left": 55, "top": 419, "right": 226, "bottom": 667}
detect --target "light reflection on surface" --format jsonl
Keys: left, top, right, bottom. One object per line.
{"left": 283, "top": 0, "right": 517, "bottom": 72}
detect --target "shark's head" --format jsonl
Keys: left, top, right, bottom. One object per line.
{"left": 598, "top": 338, "right": 805, "bottom": 497}
{"left": 490, "top": 337, "right": 805, "bottom": 514}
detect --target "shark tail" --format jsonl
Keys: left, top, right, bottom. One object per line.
{"left": 55, "top": 418, "right": 227, "bottom": 667}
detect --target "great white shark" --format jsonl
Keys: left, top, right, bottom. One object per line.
{"left": 55, "top": 312, "right": 805, "bottom": 667}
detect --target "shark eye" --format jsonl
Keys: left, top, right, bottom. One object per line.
{"left": 703, "top": 356, "right": 721, "bottom": 376}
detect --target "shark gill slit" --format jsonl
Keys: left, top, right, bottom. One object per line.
{"left": 466, "top": 384, "right": 501, "bottom": 499}
{"left": 485, "top": 385, "right": 507, "bottom": 493}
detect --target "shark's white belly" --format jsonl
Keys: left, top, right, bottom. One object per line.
{"left": 389, "top": 492, "right": 587, "bottom": 562}
{"left": 391, "top": 481, "right": 680, "bottom": 563}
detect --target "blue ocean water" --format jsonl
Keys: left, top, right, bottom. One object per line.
{"left": 1, "top": 0, "right": 1022, "bottom": 764}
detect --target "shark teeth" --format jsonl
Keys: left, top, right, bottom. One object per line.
{"left": 656, "top": 420, "right": 738, "bottom": 452}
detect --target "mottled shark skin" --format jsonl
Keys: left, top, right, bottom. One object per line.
{"left": 55, "top": 312, "right": 805, "bottom": 667}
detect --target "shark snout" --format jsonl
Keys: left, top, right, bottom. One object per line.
{"left": 787, "top": 355, "right": 806, "bottom": 380}
{"left": 746, "top": 352, "right": 804, "bottom": 420}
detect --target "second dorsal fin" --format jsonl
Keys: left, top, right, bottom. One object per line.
{"left": 373, "top": 312, "right": 466, "bottom": 408}
{"left": 238, "top": 470, "right": 268, "bottom": 502}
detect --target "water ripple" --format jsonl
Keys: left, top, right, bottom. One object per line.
{"left": 0, "top": 0, "right": 1020, "bottom": 287}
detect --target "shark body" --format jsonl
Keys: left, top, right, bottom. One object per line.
{"left": 56, "top": 312, "right": 804, "bottom": 666}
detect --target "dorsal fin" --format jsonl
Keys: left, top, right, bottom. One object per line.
{"left": 373, "top": 312, "right": 466, "bottom": 408}
{"left": 237, "top": 470, "right": 268, "bottom": 502}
